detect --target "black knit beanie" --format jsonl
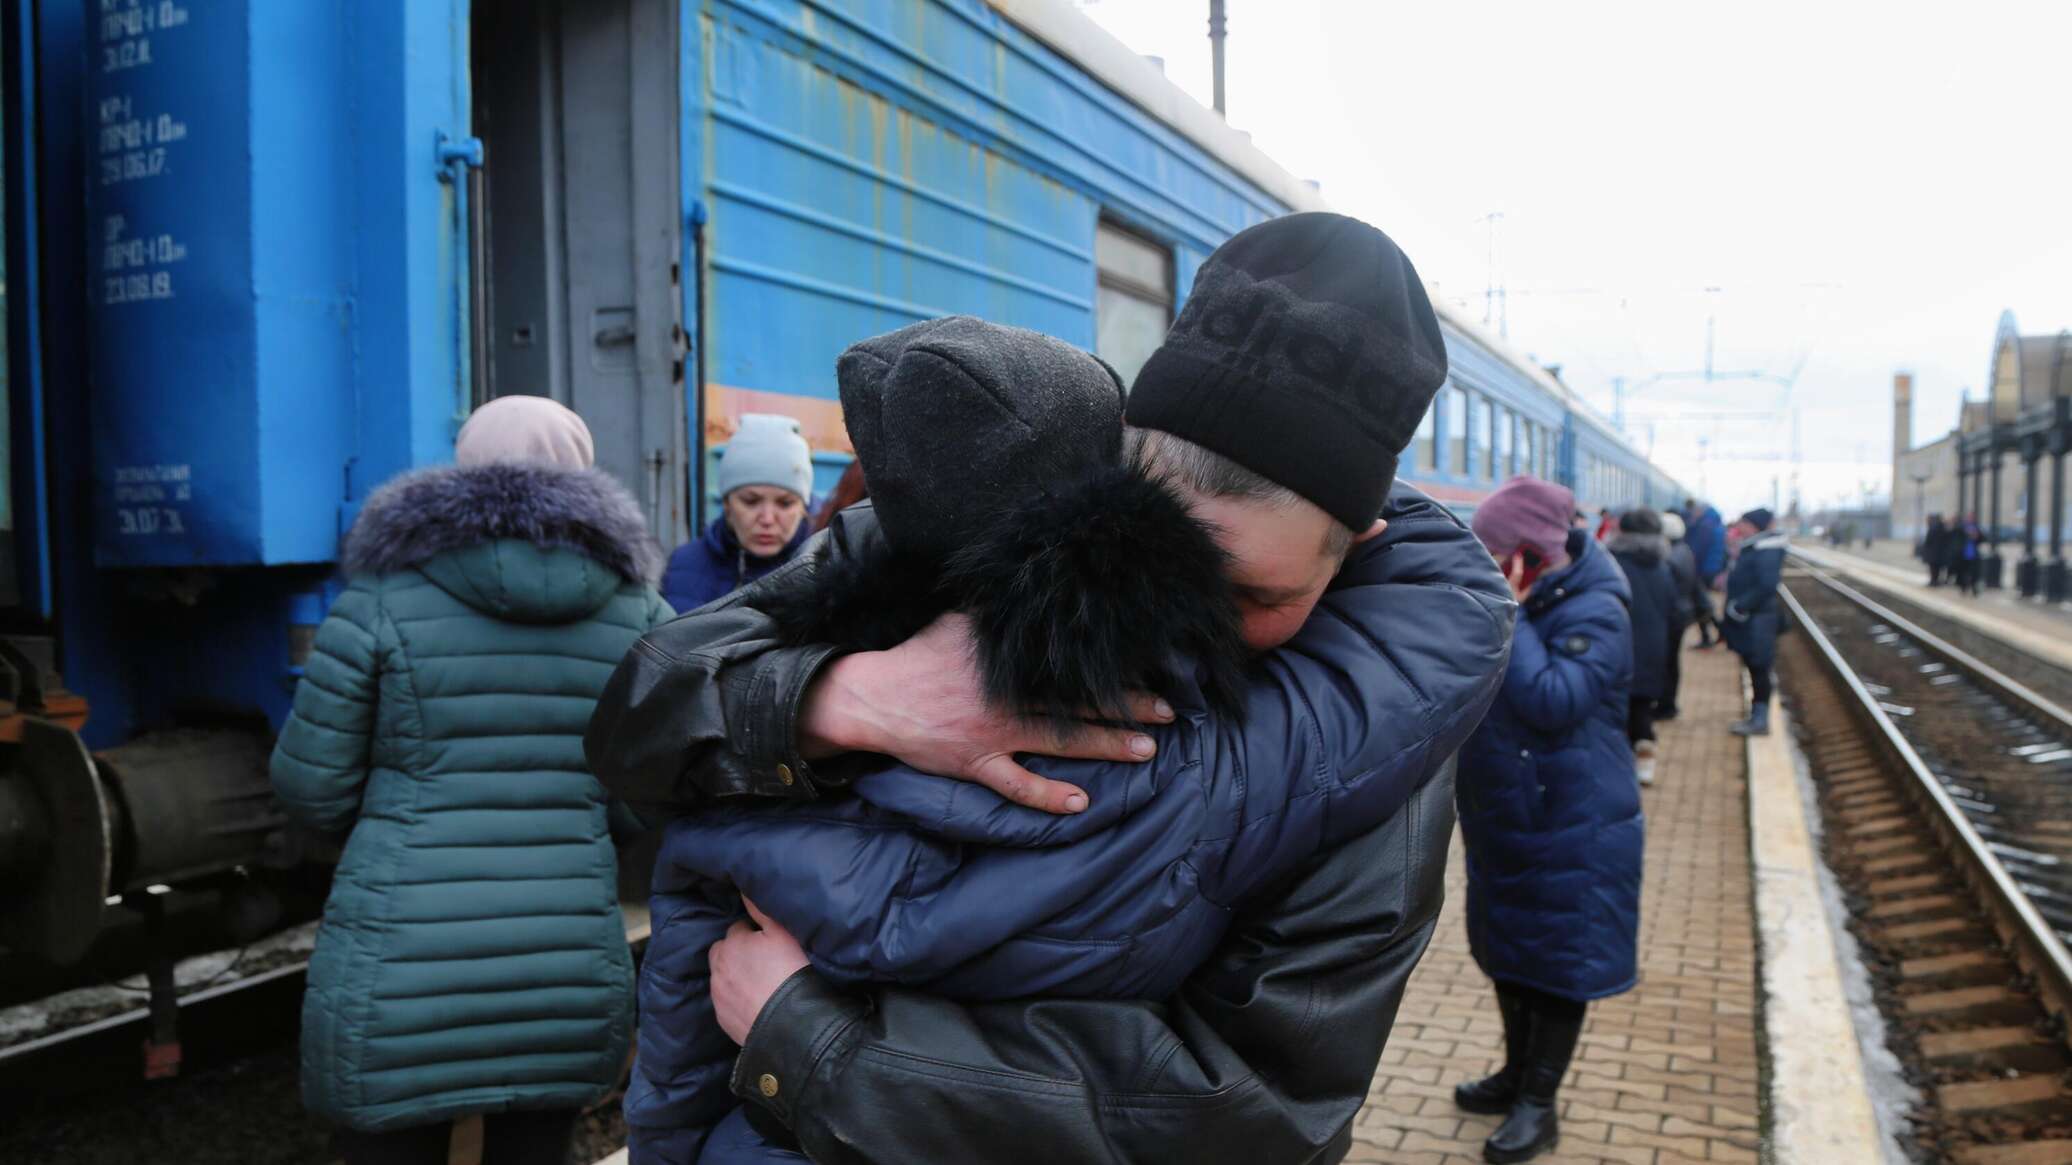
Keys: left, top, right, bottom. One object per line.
{"left": 836, "top": 316, "right": 1125, "bottom": 562}
{"left": 1618, "top": 506, "right": 1663, "bottom": 535}
{"left": 1125, "top": 212, "right": 1447, "bottom": 531}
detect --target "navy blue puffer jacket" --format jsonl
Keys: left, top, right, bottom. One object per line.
{"left": 1458, "top": 531, "right": 1643, "bottom": 1001}
{"left": 1722, "top": 529, "right": 1788, "bottom": 671}
{"left": 659, "top": 518, "right": 811, "bottom": 614}
{"left": 627, "top": 483, "right": 1515, "bottom": 1164}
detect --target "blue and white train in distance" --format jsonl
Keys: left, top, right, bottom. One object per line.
{"left": 0, "top": 0, "right": 1682, "bottom": 973}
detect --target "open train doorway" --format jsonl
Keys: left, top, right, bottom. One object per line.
{"left": 471, "top": 0, "right": 689, "bottom": 547}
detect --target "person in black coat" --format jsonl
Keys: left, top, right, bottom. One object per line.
{"left": 1658, "top": 511, "right": 1707, "bottom": 720}
{"left": 1608, "top": 508, "right": 1679, "bottom": 787}
{"left": 1919, "top": 514, "right": 1947, "bottom": 586}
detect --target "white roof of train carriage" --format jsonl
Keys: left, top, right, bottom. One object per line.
{"left": 991, "top": 0, "right": 1673, "bottom": 488}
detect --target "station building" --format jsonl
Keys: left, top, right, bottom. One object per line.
{"left": 1891, "top": 312, "right": 2072, "bottom": 599}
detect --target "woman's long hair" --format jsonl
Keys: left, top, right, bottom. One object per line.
{"left": 813, "top": 460, "right": 869, "bottom": 532}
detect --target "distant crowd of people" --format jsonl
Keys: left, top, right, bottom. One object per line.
{"left": 261, "top": 209, "right": 1804, "bottom": 1165}
{"left": 1917, "top": 512, "right": 1987, "bottom": 595}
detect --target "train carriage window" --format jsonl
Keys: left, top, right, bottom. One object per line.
{"left": 1466, "top": 395, "right": 1487, "bottom": 481}
{"left": 1445, "top": 386, "right": 1468, "bottom": 476}
{"left": 1480, "top": 399, "right": 1498, "bottom": 479}
{"left": 1416, "top": 401, "right": 1437, "bottom": 471}
{"left": 1520, "top": 420, "right": 1537, "bottom": 480}
{"left": 1496, "top": 408, "right": 1515, "bottom": 478}
{"left": 1095, "top": 222, "right": 1174, "bottom": 388}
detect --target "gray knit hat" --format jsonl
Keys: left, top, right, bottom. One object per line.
{"left": 836, "top": 316, "right": 1124, "bottom": 562}
{"left": 718, "top": 413, "right": 813, "bottom": 500}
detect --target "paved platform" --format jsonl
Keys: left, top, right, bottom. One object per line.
{"left": 1349, "top": 641, "right": 1869, "bottom": 1165}
{"left": 1793, "top": 542, "right": 2072, "bottom": 671}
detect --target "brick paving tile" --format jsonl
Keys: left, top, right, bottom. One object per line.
{"left": 1349, "top": 644, "right": 1767, "bottom": 1163}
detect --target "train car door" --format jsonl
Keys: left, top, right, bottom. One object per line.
{"left": 472, "top": 0, "right": 689, "bottom": 548}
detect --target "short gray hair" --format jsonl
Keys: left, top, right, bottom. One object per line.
{"left": 1125, "top": 427, "right": 1356, "bottom": 558}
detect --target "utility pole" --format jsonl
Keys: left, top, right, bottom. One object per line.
{"left": 1612, "top": 376, "right": 1626, "bottom": 435}
{"left": 1789, "top": 406, "right": 1802, "bottom": 516}
{"left": 1481, "top": 211, "right": 1505, "bottom": 337}
{"left": 1208, "top": 0, "right": 1227, "bottom": 116}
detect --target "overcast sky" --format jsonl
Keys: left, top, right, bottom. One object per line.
{"left": 1078, "top": 0, "right": 2072, "bottom": 514}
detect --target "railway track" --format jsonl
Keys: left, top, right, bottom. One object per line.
{"left": 1780, "top": 567, "right": 2072, "bottom": 1163}
{"left": 1787, "top": 549, "right": 2072, "bottom": 713}
{"left": 0, "top": 907, "right": 653, "bottom": 1162}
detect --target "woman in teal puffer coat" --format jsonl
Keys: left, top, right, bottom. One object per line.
{"left": 271, "top": 396, "right": 672, "bottom": 1165}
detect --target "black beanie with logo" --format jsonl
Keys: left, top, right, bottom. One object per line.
{"left": 1124, "top": 212, "right": 1448, "bottom": 531}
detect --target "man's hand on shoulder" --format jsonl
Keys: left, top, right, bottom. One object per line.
{"left": 797, "top": 612, "right": 1172, "bottom": 815}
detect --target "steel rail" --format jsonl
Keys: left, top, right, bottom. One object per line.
{"left": 1, "top": 906, "right": 653, "bottom": 1090}
{"left": 1780, "top": 575, "right": 2072, "bottom": 1031}
{"left": 0, "top": 961, "right": 308, "bottom": 1070}
{"left": 1789, "top": 558, "right": 2072, "bottom": 737}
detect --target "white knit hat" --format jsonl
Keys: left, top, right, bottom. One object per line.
{"left": 455, "top": 395, "right": 595, "bottom": 470}
{"left": 1660, "top": 511, "right": 1687, "bottom": 542}
{"left": 719, "top": 414, "right": 813, "bottom": 500}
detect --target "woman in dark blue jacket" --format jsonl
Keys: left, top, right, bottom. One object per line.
{"left": 1722, "top": 508, "right": 1789, "bottom": 736}
{"left": 1455, "top": 475, "right": 1644, "bottom": 1164}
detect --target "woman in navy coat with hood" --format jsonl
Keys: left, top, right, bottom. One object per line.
{"left": 1455, "top": 475, "right": 1644, "bottom": 1164}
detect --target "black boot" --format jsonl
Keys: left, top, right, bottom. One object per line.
{"left": 1483, "top": 996, "right": 1585, "bottom": 1163}
{"left": 1455, "top": 984, "right": 1533, "bottom": 1113}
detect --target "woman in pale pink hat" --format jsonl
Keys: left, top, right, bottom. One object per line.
{"left": 272, "top": 395, "right": 670, "bottom": 1164}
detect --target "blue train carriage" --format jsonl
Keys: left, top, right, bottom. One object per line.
{"left": 1564, "top": 403, "right": 1688, "bottom": 517}
{"left": 1396, "top": 311, "right": 1569, "bottom": 512}
{"left": 2, "top": 0, "right": 1695, "bottom": 987}
{"left": 0, "top": 0, "right": 1334, "bottom": 981}
{"left": 674, "top": 0, "right": 1327, "bottom": 515}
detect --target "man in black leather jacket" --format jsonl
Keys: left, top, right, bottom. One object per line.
{"left": 585, "top": 215, "right": 1515, "bottom": 1164}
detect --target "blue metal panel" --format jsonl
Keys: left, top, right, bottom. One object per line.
{"left": 685, "top": 0, "right": 1289, "bottom": 513}
{"left": 344, "top": 0, "right": 472, "bottom": 506}
{"left": 4, "top": 0, "right": 49, "bottom": 614}
{"left": 251, "top": 0, "right": 355, "bottom": 563}
{"left": 85, "top": 0, "right": 468, "bottom": 568}
{"left": 88, "top": 0, "right": 263, "bottom": 565}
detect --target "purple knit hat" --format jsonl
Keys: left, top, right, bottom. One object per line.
{"left": 1472, "top": 474, "right": 1575, "bottom": 562}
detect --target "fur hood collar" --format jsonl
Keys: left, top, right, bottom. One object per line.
{"left": 760, "top": 467, "right": 1247, "bottom": 722}
{"left": 1606, "top": 530, "right": 1668, "bottom": 566}
{"left": 343, "top": 462, "right": 664, "bottom": 584}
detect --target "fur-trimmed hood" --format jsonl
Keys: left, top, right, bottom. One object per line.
{"left": 759, "top": 467, "right": 1247, "bottom": 722}
{"left": 1606, "top": 530, "right": 1668, "bottom": 567}
{"left": 343, "top": 463, "right": 665, "bottom": 586}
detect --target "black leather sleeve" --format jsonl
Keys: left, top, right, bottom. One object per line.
{"left": 729, "top": 764, "right": 1457, "bottom": 1165}
{"left": 583, "top": 513, "right": 897, "bottom": 811}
